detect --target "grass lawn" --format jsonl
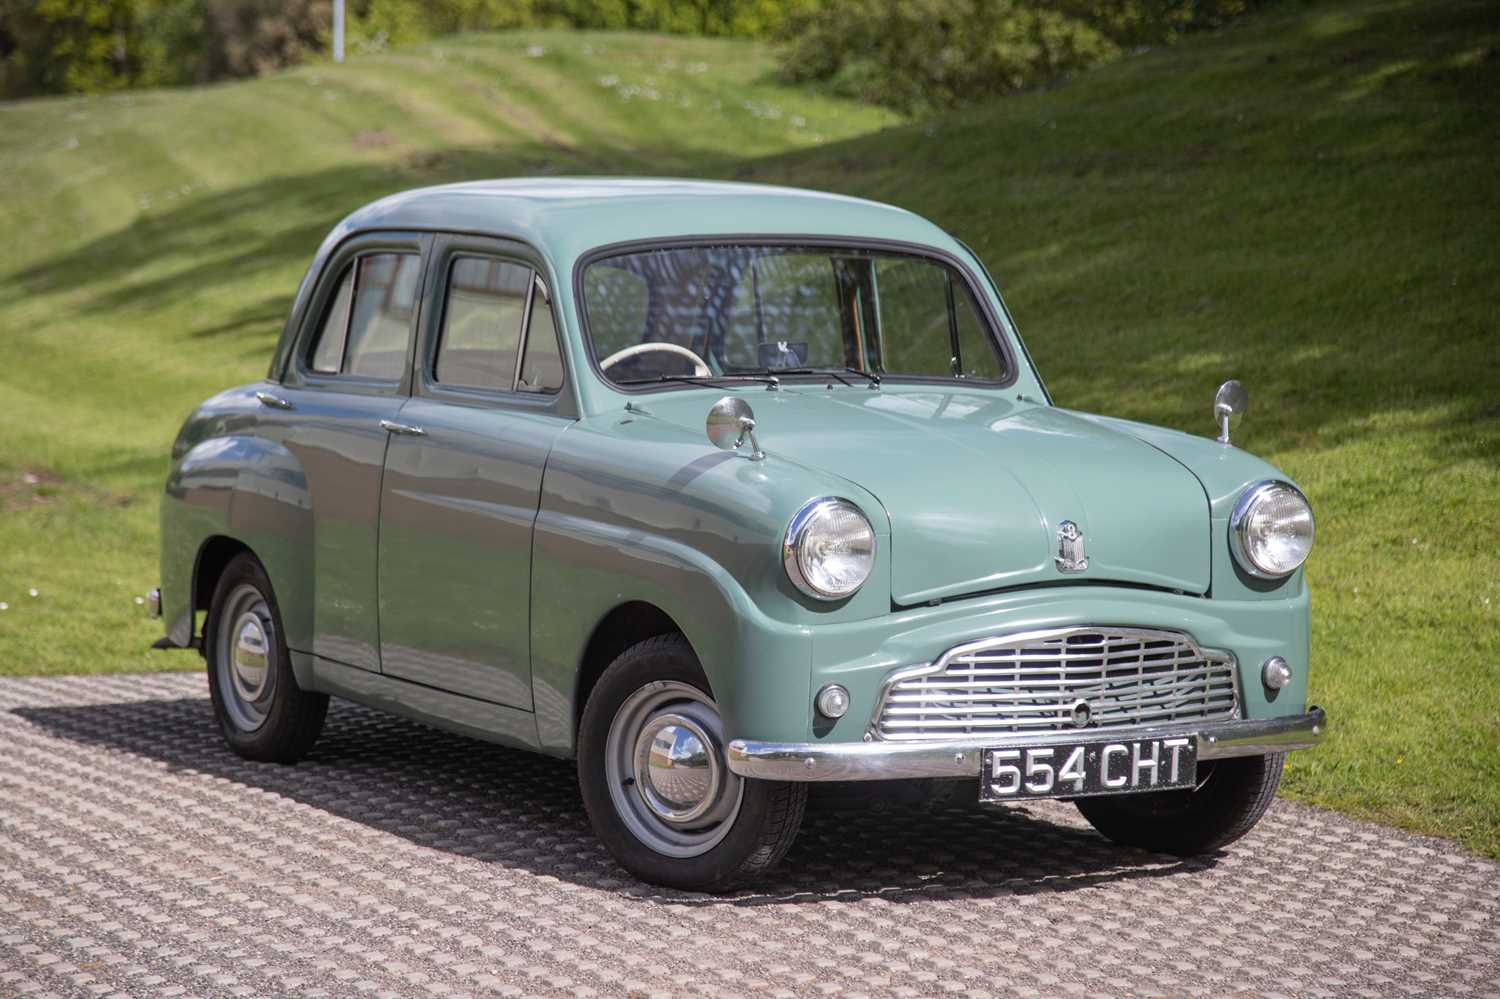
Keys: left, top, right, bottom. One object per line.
{"left": 1, "top": 0, "right": 1495, "bottom": 856}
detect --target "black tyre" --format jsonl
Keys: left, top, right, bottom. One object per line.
{"left": 203, "top": 552, "right": 328, "bottom": 764}
{"left": 1075, "top": 753, "right": 1284, "bottom": 855}
{"left": 577, "top": 634, "right": 806, "bottom": 891}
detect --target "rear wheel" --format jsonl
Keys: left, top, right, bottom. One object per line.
{"left": 577, "top": 634, "right": 806, "bottom": 891}
{"left": 1075, "top": 753, "right": 1284, "bottom": 855}
{"left": 204, "top": 552, "right": 328, "bottom": 764}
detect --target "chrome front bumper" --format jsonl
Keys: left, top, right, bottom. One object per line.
{"left": 726, "top": 707, "right": 1326, "bottom": 782}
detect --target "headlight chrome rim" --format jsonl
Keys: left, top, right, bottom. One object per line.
{"left": 783, "top": 497, "right": 877, "bottom": 600}
{"left": 1230, "top": 480, "right": 1315, "bottom": 579}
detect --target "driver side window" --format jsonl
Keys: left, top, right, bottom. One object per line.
{"left": 431, "top": 254, "right": 567, "bottom": 396}
{"left": 434, "top": 257, "right": 530, "bottom": 392}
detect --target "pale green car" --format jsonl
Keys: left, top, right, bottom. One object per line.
{"left": 154, "top": 179, "right": 1324, "bottom": 890}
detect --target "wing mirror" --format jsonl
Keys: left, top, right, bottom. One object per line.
{"left": 1214, "top": 379, "right": 1248, "bottom": 445}
{"left": 706, "top": 396, "right": 765, "bottom": 461}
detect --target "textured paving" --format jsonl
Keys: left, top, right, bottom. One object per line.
{"left": 1, "top": 673, "right": 1497, "bottom": 999}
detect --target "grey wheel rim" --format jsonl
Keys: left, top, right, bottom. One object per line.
{"left": 215, "top": 582, "right": 277, "bottom": 733}
{"left": 604, "top": 680, "right": 744, "bottom": 859}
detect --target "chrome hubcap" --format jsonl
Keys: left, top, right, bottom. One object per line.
{"left": 230, "top": 612, "right": 271, "bottom": 703}
{"left": 215, "top": 583, "right": 277, "bottom": 732}
{"left": 634, "top": 714, "right": 720, "bottom": 824}
{"left": 605, "top": 680, "right": 743, "bottom": 859}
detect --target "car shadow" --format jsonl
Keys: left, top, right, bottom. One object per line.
{"left": 12, "top": 693, "right": 1221, "bottom": 904}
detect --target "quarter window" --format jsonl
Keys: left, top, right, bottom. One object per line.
{"left": 518, "top": 286, "right": 564, "bottom": 395}
{"left": 309, "top": 268, "right": 354, "bottom": 374}
{"left": 306, "top": 252, "right": 422, "bottom": 380}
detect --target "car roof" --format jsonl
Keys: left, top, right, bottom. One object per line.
{"left": 333, "top": 178, "right": 965, "bottom": 264}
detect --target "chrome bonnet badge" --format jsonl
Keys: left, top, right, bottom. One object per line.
{"left": 1055, "top": 520, "right": 1089, "bottom": 573}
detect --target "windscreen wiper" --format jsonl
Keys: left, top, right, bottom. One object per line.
{"left": 617, "top": 373, "right": 782, "bottom": 389}
{"left": 752, "top": 366, "right": 882, "bottom": 388}
{"left": 840, "top": 366, "right": 882, "bottom": 387}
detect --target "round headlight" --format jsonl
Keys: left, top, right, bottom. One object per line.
{"left": 784, "top": 497, "right": 876, "bottom": 600}
{"left": 1230, "top": 481, "right": 1315, "bottom": 578}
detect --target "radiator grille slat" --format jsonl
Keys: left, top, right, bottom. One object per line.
{"left": 874, "top": 627, "right": 1238, "bottom": 741}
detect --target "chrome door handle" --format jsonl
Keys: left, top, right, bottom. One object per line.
{"left": 380, "top": 419, "right": 426, "bottom": 436}
{"left": 255, "top": 391, "right": 294, "bottom": 410}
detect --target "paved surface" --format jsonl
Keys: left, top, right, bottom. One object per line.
{"left": 2, "top": 673, "right": 1497, "bottom": 999}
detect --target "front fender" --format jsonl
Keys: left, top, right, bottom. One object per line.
{"left": 530, "top": 511, "right": 814, "bottom": 755}
{"left": 527, "top": 412, "right": 891, "bottom": 754}
{"left": 1075, "top": 412, "right": 1311, "bottom": 601}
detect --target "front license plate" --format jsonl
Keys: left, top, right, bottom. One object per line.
{"left": 979, "top": 736, "right": 1198, "bottom": 802}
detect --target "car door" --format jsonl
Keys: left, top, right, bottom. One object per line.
{"left": 376, "top": 235, "right": 574, "bottom": 708}
{"left": 274, "top": 232, "right": 429, "bottom": 672}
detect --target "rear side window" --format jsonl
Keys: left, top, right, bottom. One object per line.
{"left": 306, "top": 252, "right": 422, "bottom": 380}
{"left": 434, "top": 257, "right": 530, "bottom": 391}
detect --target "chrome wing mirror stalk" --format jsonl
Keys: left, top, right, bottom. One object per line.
{"left": 706, "top": 396, "right": 765, "bottom": 461}
{"left": 1214, "top": 379, "right": 1248, "bottom": 445}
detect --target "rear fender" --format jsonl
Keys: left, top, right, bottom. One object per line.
{"left": 162, "top": 435, "right": 315, "bottom": 680}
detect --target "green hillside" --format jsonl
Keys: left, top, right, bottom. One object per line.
{"left": 1, "top": 0, "right": 1495, "bottom": 856}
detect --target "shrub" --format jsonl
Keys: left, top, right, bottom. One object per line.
{"left": 0, "top": 0, "right": 154, "bottom": 95}
{"left": 777, "top": 0, "right": 1262, "bottom": 113}
{"left": 0, "top": 0, "right": 327, "bottom": 95}
{"left": 200, "top": 0, "right": 329, "bottom": 80}
{"left": 341, "top": 0, "right": 812, "bottom": 50}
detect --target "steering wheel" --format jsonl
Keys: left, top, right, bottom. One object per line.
{"left": 600, "top": 342, "right": 711, "bottom": 378}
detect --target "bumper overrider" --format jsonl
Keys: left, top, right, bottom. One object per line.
{"left": 726, "top": 707, "right": 1326, "bottom": 782}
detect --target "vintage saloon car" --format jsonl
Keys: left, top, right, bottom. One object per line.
{"left": 154, "top": 179, "right": 1324, "bottom": 890}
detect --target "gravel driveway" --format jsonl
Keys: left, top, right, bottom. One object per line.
{"left": 2, "top": 672, "right": 1496, "bottom": 999}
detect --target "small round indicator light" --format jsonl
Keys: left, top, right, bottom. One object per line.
{"left": 1262, "top": 656, "right": 1293, "bottom": 691}
{"left": 815, "top": 683, "right": 851, "bottom": 719}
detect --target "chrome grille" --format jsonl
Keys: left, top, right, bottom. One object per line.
{"left": 874, "top": 627, "right": 1238, "bottom": 741}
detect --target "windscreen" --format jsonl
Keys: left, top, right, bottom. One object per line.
{"left": 581, "top": 245, "right": 1007, "bottom": 386}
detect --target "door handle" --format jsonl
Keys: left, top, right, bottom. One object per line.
{"left": 380, "top": 419, "right": 426, "bottom": 437}
{"left": 255, "top": 391, "right": 294, "bottom": 410}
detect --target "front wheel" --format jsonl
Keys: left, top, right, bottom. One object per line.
{"left": 1075, "top": 752, "right": 1284, "bottom": 855}
{"left": 577, "top": 634, "right": 806, "bottom": 891}
{"left": 203, "top": 552, "right": 328, "bottom": 764}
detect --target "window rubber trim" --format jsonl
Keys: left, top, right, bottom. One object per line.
{"left": 571, "top": 234, "right": 1023, "bottom": 395}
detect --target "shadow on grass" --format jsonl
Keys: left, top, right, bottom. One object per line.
{"left": 190, "top": 294, "right": 293, "bottom": 340}
{"left": 0, "top": 139, "right": 711, "bottom": 328}
{"left": 13, "top": 694, "right": 1215, "bottom": 903}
